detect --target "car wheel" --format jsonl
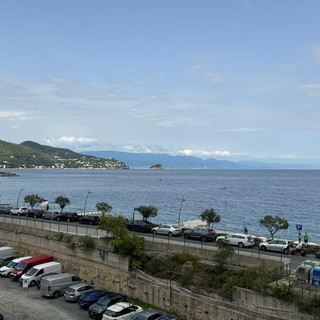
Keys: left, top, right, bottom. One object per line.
{"left": 200, "top": 236, "right": 206, "bottom": 242}
{"left": 260, "top": 245, "right": 267, "bottom": 251}
{"left": 152, "top": 230, "right": 157, "bottom": 235}
{"left": 67, "top": 218, "right": 71, "bottom": 222}
{"left": 53, "top": 291, "right": 60, "bottom": 298}
{"left": 283, "top": 248, "right": 289, "bottom": 255}
{"left": 30, "top": 280, "right": 36, "bottom": 287}
{"left": 57, "top": 217, "right": 60, "bottom": 221}
{"left": 90, "top": 221, "right": 93, "bottom": 225}
{"left": 238, "top": 242, "right": 244, "bottom": 248}
{"left": 168, "top": 232, "right": 173, "bottom": 237}
{"left": 184, "top": 233, "right": 190, "bottom": 239}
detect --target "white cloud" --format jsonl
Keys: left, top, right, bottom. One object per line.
{"left": 184, "top": 65, "right": 223, "bottom": 84}
{"left": 45, "top": 136, "right": 99, "bottom": 149}
{"left": 0, "top": 110, "right": 31, "bottom": 121}
{"left": 216, "top": 127, "right": 268, "bottom": 133}
{"left": 178, "top": 149, "right": 233, "bottom": 158}
{"left": 298, "top": 84, "right": 320, "bottom": 97}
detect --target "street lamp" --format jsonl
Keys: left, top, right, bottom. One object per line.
{"left": 177, "top": 196, "right": 186, "bottom": 227}
{"left": 16, "top": 188, "right": 24, "bottom": 207}
{"left": 83, "top": 191, "right": 92, "bottom": 215}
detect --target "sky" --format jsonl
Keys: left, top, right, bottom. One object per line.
{"left": 0, "top": 0, "right": 320, "bottom": 164}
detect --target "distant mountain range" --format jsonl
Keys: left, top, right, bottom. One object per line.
{"left": 81, "top": 150, "right": 318, "bottom": 169}
{"left": 0, "top": 140, "right": 128, "bottom": 169}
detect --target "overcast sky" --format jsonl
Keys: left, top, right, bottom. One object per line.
{"left": 0, "top": 0, "right": 320, "bottom": 163}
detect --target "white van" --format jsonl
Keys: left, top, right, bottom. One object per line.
{"left": 0, "top": 247, "right": 13, "bottom": 258}
{"left": 0, "top": 256, "right": 32, "bottom": 277}
{"left": 19, "top": 261, "right": 62, "bottom": 287}
{"left": 40, "top": 273, "right": 83, "bottom": 298}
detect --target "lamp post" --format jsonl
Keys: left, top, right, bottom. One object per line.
{"left": 16, "top": 188, "right": 24, "bottom": 208}
{"left": 177, "top": 196, "right": 186, "bottom": 227}
{"left": 83, "top": 191, "right": 92, "bottom": 215}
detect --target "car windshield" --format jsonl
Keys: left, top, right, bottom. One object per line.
{"left": 171, "top": 225, "right": 178, "bottom": 228}
{"left": 26, "top": 267, "right": 38, "bottom": 276}
{"left": 15, "top": 262, "right": 26, "bottom": 271}
{"left": 7, "top": 261, "right": 17, "bottom": 268}
{"left": 96, "top": 295, "right": 112, "bottom": 305}
{"left": 66, "top": 288, "right": 75, "bottom": 293}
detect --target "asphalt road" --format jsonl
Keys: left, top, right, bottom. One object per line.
{"left": 0, "top": 276, "right": 91, "bottom": 320}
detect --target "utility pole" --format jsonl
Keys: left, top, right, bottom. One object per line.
{"left": 177, "top": 196, "right": 186, "bottom": 227}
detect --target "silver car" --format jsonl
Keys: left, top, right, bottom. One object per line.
{"left": 151, "top": 225, "right": 182, "bottom": 237}
{"left": 64, "top": 283, "right": 95, "bottom": 302}
{"left": 216, "top": 233, "right": 255, "bottom": 248}
{"left": 259, "top": 239, "right": 291, "bottom": 254}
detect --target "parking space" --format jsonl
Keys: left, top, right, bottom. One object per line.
{"left": 0, "top": 276, "right": 90, "bottom": 320}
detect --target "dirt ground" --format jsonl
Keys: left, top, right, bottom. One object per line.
{"left": 0, "top": 276, "right": 90, "bottom": 320}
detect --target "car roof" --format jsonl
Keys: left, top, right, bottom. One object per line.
{"left": 106, "top": 302, "right": 132, "bottom": 311}
{"left": 135, "top": 309, "right": 165, "bottom": 316}
{"left": 68, "top": 283, "right": 91, "bottom": 290}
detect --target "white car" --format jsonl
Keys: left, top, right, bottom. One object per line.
{"left": 259, "top": 239, "right": 291, "bottom": 254}
{"left": 151, "top": 225, "right": 182, "bottom": 237}
{"left": 102, "top": 302, "right": 143, "bottom": 320}
{"left": 216, "top": 233, "right": 255, "bottom": 248}
{"left": 10, "top": 207, "right": 28, "bottom": 215}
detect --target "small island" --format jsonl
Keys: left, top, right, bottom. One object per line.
{"left": 0, "top": 172, "right": 17, "bottom": 177}
{"left": 149, "top": 164, "right": 164, "bottom": 170}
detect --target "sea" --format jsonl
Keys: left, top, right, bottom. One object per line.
{"left": 0, "top": 169, "right": 319, "bottom": 243}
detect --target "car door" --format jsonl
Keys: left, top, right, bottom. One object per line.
{"left": 190, "top": 228, "right": 200, "bottom": 238}
{"left": 267, "top": 240, "right": 278, "bottom": 251}
{"left": 159, "top": 225, "right": 168, "bottom": 235}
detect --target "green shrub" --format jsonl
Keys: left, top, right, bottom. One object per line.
{"left": 79, "top": 235, "right": 96, "bottom": 253}
{"left": 55, "top": 232, "right": 64, "bottom": 241}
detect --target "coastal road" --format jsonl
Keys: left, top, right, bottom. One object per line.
{"left": 2, "top": 215, "right": 315, "bottom": 270}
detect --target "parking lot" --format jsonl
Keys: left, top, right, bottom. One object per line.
{"left": 0, "top": 276, "right": 89, "bottom": 320}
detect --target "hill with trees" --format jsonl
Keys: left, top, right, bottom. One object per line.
{"left": 0, "top": 139, "right": 128, "bottom": 169}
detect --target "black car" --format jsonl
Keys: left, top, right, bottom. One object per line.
{"left": 57, "top": 212, "right": 80, "bottom": 222}
{"left": 125, "top": 220, "right": 155, "bottom": 233}
{"left": 78, "top": 290, "right": 108, "bottom": 309}
{"left": 26, "top": 209, "right": 44, "bottom": 218}
{"left": 79, "top": 215, "right": 100, "bottom": 225}
{"left": 88, "top": 292, "right": 126, "bottom": 319}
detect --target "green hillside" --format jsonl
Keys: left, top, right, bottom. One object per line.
{"left": 0, "top": 140, "right": 128, "bottom": 169}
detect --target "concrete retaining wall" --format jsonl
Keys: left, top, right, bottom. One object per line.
{"left": 0, "top": 222, "right": 311, "bottom": 320}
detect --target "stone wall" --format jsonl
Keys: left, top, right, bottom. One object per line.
{"left": 0, "top": 222, "right": 310, "bottom": 320}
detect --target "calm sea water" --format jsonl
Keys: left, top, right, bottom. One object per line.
{"left": 0, "top": 169, "right": 319, "bottom": 243}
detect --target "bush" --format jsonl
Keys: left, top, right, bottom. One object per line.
{"left": 79, "top": 235, "right": 96, "bottom": 253}
{"left": 55, "top": 232, "right": 64, "bottom": 241}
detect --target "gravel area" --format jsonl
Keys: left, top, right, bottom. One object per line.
{"left": 0, "top": 276, "right": 90, "bottom": 320}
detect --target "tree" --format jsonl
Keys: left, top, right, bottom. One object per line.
{"left": 54, "top": 196, "right": 70, "bottom": 213}
{"left": 214, "top": 238, "right": 235, "bottom": 272}
{"left": 137, "top": 205, "right": 158, "bottom": 221}
{"left": 95, "top": 202, "right": 112, "bottom": 216}
{"left": 99, "top": 215, "right": 127, "bottom": 238}
{"left": 259, "top": 215, "right": 289, "bottom": 239}
{"left": 200, "top": 208, "right": 221, "bottom": 228}
{"left": 24, "top": 194, "right": 44, "bottom": 209}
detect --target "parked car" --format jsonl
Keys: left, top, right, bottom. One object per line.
{"left": 36, "top": 272, "right": 60, "bottom": 288}
{"left": 183, "top": 227, "right": 216, "bottom": 242}
{"left": 125, "top": 220, "right": 155, "bottom": 233}
{"left": 130, "top": 309, "right": 166, "bottom": 320}
{"left": 40, "top": 273, "right": 83, "bottom": 298}
{"left": 26, "top": 209, "right": 44, "bottom": 218}
{"left": 151, "top": 225, "right": 182, "bottom": 237}
{"left": 0, "top": 205, "right": 12, "bottom": 214}
{"left": 42, "top": 212, "right": 61, "bottom": 220}
{"left": 79, "top": 215, "right": 100, "bottom": 225}
{"left": 102, "top": 302, "right": 143, "bottom": 320}
{"left": 19, "top": 261, "right": 62, "bottom": 287}
{"left": 0, "top": 255, "right": 15, "bottom": 268}
{"left": 0, "top": 313, "right": 3, "bottom": 320}
{"left": 89, "top": 291, "right": 127, "bottom": 319}
{"left": 10, "top": 207, "right": 28, "bottom": 216}
{"left": 216, "top": 233, "right": 255, "bottom": 248}
{"left": 0, "top": 256, "right": 32, "bottom": 277}
{"left": 64, "top": 283, "right": 95, "bottom": 302}
{"left": 78, "top": 290, "right": 109, "bottom": 309}
{"left": 259, "top": 239, "right": 292, "bottom": 254}
{"left": 57, "top": 212, "right": 80, "bottom": 222}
